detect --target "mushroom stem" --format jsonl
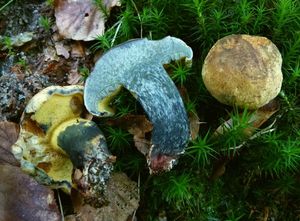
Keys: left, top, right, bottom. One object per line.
{"left": 52, "top": 119, "right": 114, "bottom": 203}
{"left": 84, "top": 36, "right": 193, "bottom": 172}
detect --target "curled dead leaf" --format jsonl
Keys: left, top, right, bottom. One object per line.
{"left": 189, "top": 111, "right": 200, "bottom": 141}
{"left": 214, "top": 99, "right": 280, "bottom": 137}
{"left": 210, "top": 100, "right": 280, "bottom": 181}
{"left": 106, "top": 115, "right": 153, "bottom": 155}
{"left": 250, "top": 99, "right": 280, "bottom": 129}
{"left": 54, "top": 0, "right": 121, "bottom": 41}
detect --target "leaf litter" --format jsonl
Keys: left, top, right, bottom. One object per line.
{"left": 210, "top": 99, "right": 280, "bottom": 180}
{"left": 0, "top": 121, "right": 20, "bottom": 166}
{"left": 54, "top": 0, "right": 121, "bottom": 41}
{"left": 0, "top": 121, "right": 61, "bottom": 221}
{"left": 106, "top": 114, "right": 153, "bottom": 156}
{"left": 0, "top": 0, "right": 189, "bottom": 220}
{"left": 1, "top": 0, "right": 139, "bottom": 216}
{"left": 66, "top": 172, "right": 139, "bottom": 221}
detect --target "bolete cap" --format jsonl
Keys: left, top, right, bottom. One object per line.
{"left": 202, "top": 34, "right": 283, "bottom": 109}
{"left": 12, "top": 85, "right": 114, "bottom": 204}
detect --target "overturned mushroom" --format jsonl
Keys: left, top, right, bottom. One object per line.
{"left": 202, "top": 34, "right": 283, "bottom": 109}
{"left": 84, "top": 36, "right": 193, "bottom": 173}
{"left": 12, "top": 85, "right": 114, "bottom": 204}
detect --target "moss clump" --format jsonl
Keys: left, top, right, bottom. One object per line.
{"left": 96, "top": 0, "right": 300, "bottom": 220}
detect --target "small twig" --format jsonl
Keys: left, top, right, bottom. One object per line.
{"left": 56, "top": 190, "right": 65, "bottom": 221}
{"left": 0, "top": 0, "right": 14, "bottom": 12}
{"left": 226, "top": 119, "right": 277, "bottom": 151}
{"left": 130, "top": 0, "right": 143, "bottom": 38}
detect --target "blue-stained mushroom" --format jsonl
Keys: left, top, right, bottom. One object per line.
{"left": 84, "top": 36, "right": 193, "bottom": 173}
{"left": 12, "top": 85, "right": 114, "bottom": 205}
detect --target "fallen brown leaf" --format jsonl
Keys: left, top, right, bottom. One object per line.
{"left": 0, "top": 164, "right": 61, "bottom": 221}
{"left": 209, "top": 158, "right": 228, "bottom": 181}
{"left": 178, "top": 86, "right": 200, "bottom": 140}
{"left": 210, "top": 100, "right": 280, "bottom": 181}
{"left": 0, "top": 121, "right": 20, "bottom": 166}
{"left": 70, "top": 41, "right": 86, "bottom": 58}
{"left": 54, "top": 0, "right": 121, "bottom": 41}
{"left": 107, "top": 115, "right": 153, "bottom": 155}
{"left": 189, "top": 111, "right": 200, "bottom": 140}
{"left": 214, "top": 99, "right": 280, "bottom": 137}
{"left": 68, "top": 172, "right": 139, "bottom": 221}
{"left": 250, "top": 99, "right": 280, "bottom": 129}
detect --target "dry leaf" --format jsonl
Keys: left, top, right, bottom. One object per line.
{"left": 68, "top": 172, "right": 139, "bottom": 221}
{"left": 54, "top": 0, "right": 121, "bottom": 41}
{"left": 43, "top": 46, "right": 59, "bottom": 62}
{"left": 0, "top": 164, "right": 60, "bottom": 221}
{"left": 189, "top": 112, "right": 200, "bottom": 140}
{"left": 250, "top": 99, "right": 280, "bottom": 129}
{"left": 0, "top": 121, "right": 20, "bottom": 166}
{"left": 178, "top": 86, "right": 200, "bottom": 140}
{"left": 107, "top": 115, "right": 153, "bottom": 155}
{"left": 133, "top": 136, "right": 151, "bottom": 156}
{"left": 70, "top": 41, "right": 86, "bottom": 58}
{"left": 210, "top": 100, "right": 280, "bottom": 178}
{"left": 209, "top": 158, "right": 228, "bottom": 181}
{"left": 67, "top": 69, "right": 83, "bottom": 85}
{"left": 214, "top": 99, "right": 280, "bottom": 137}
{"left": 55, "top": 42, "right": 70, "bottom": 59}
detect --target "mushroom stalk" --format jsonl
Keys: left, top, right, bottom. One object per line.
{"left": 84, "top": 36, "right": 193, "bottom": 172}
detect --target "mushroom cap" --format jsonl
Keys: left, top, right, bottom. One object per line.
{"left": 12, "top": 86, "right": 113, "bottom": 201}
{"left": 84, "top": 36, "right": 193, "bottom": 173}
{"left": 202, "top": 34, "right": 283, "bottom": 109}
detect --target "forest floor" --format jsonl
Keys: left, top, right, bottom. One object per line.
{"left": 1, "top": 0, "right": 300, "bottom": 221}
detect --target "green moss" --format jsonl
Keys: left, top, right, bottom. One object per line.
{"left": 91, "top": 0, "right": 300, "bottom": 220}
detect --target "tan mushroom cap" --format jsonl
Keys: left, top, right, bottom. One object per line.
{"left": 202, "top": 34, "right": 283, "bottom": 109}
